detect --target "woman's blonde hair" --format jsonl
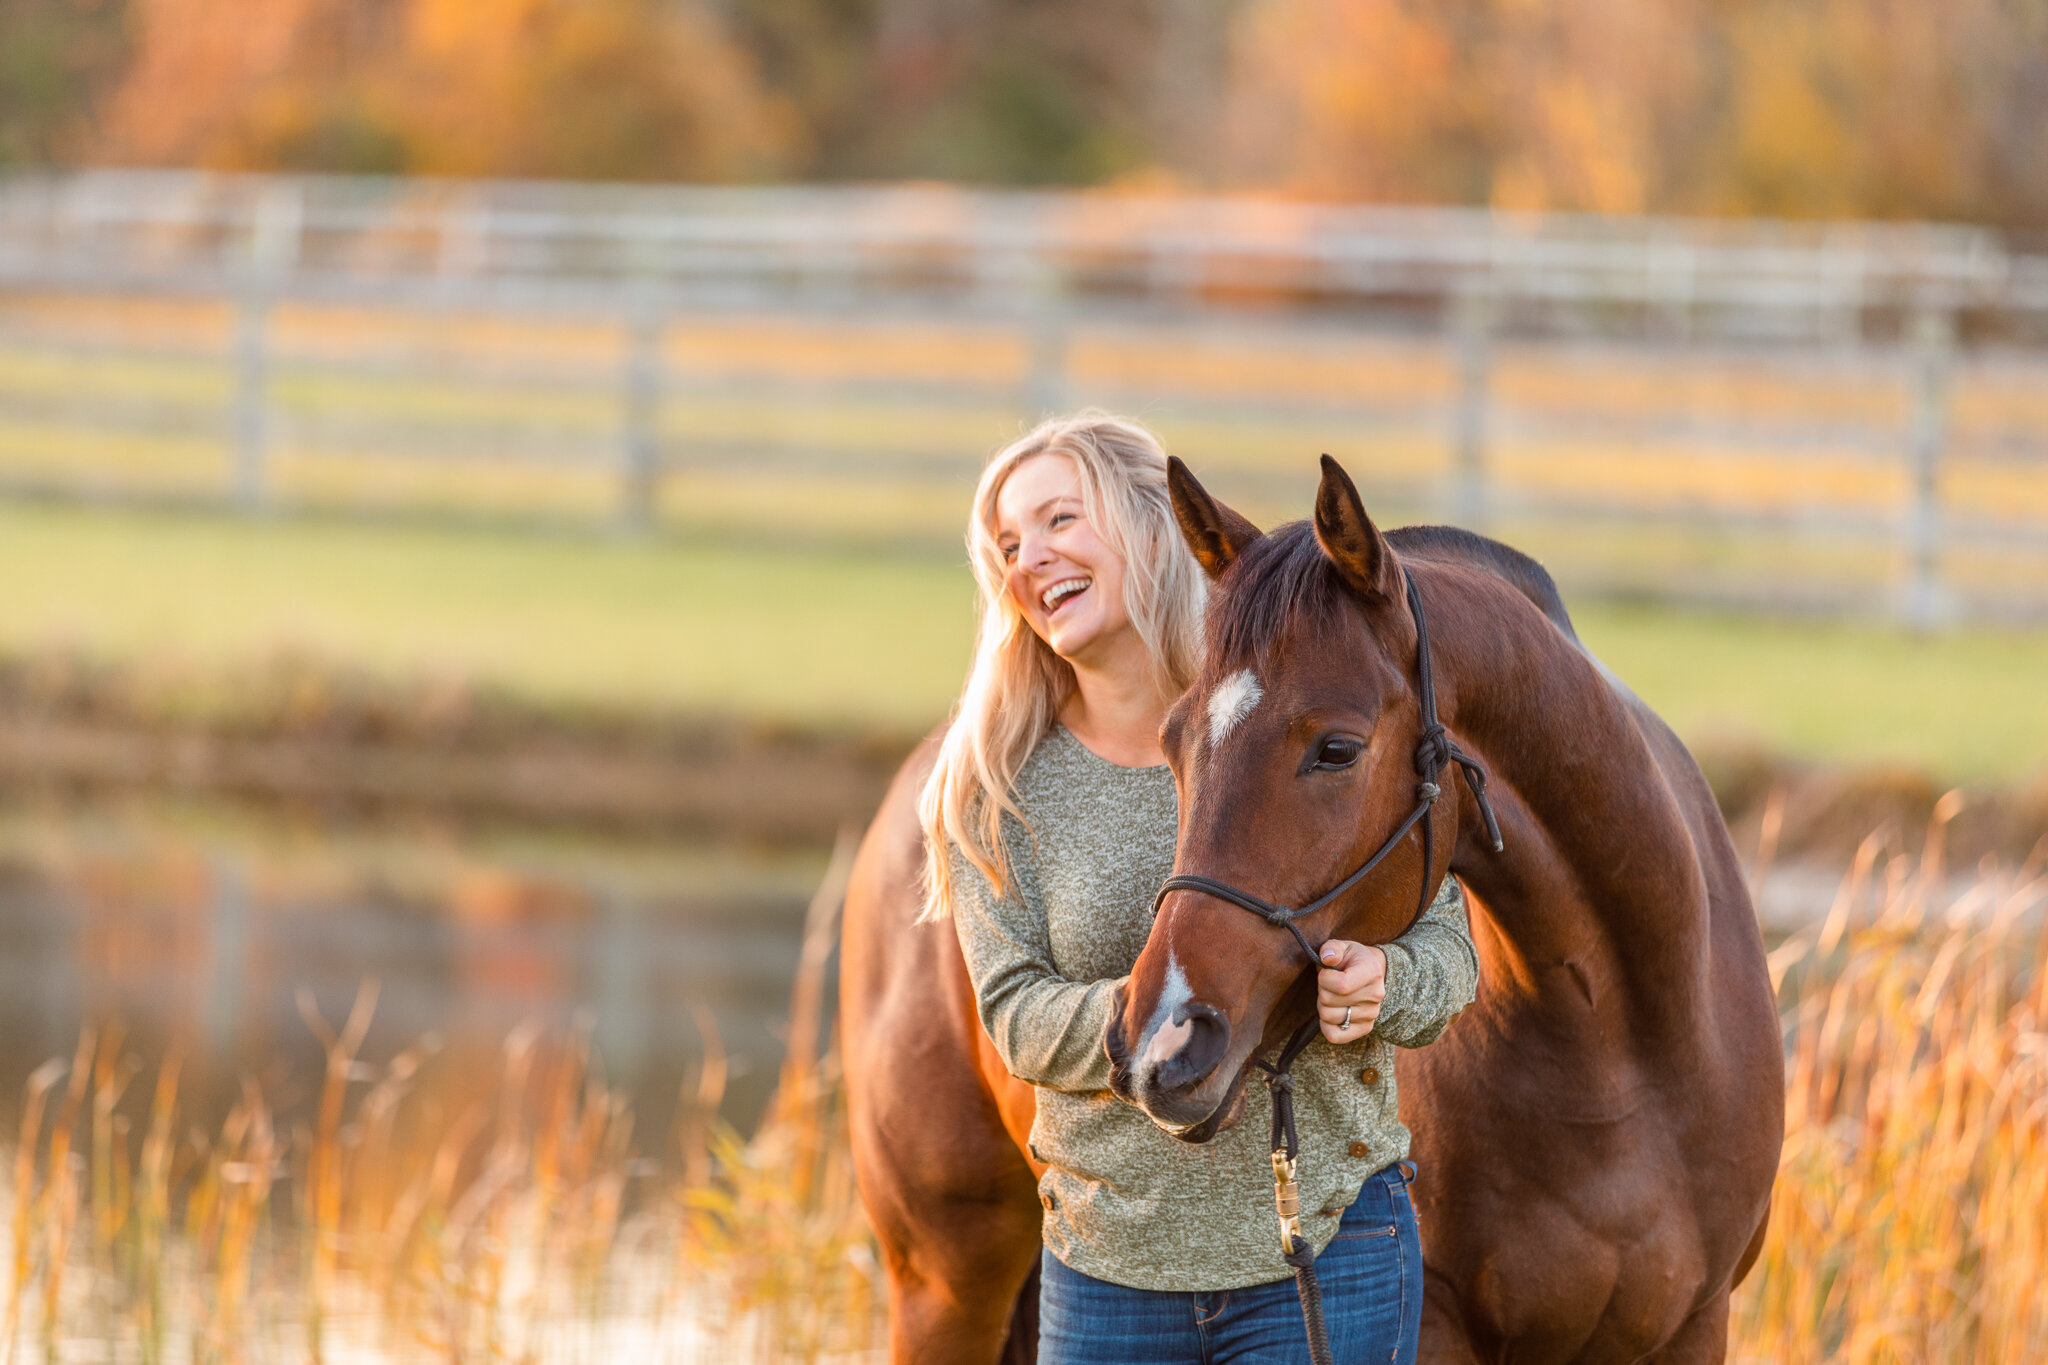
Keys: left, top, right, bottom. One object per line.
{"left": 918, "top": 412, "right": 1207, "bottom": 920}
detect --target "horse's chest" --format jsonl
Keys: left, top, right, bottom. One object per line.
{"left": 1419, "top": 1109, "right": 1710, "bottom": 1361}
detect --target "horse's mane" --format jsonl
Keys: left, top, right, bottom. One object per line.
{"left": 1385, "top": 524, "right": 1578, "bottom": 642}
{"left": 1206, "top": 521, "right": 1577, "bottom": 668}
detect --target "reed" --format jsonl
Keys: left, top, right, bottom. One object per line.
{"left": 0, "top": 821, "right": 2040, "bottom": 1361}
{"left": 1728, "top": 806, "right": 2048, "bottom": 1363}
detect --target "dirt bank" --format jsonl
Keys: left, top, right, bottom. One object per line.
{"left": 0, "top": 655, "right": 918, "bottom": 847}
{"left": 1, "top": 655, "right": 2041, "bottom": 863}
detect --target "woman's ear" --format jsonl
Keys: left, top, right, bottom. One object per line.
{"left": 1168, "top": 456, "right": 1261, "bottom": 580}
{"left": 1313, "top": 454, "right": 1400, "bottom": 601}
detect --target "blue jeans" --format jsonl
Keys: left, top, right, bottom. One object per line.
{"left": 1038, "top": 1162, "right": 1424, "bottom": 1365}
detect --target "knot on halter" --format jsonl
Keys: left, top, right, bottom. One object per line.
{"left": 1413, "top": 713, "right": 1507, "bottom": 856}
{"left": 1263, "top": 1069, "right": 1295, "bottom": 1097}
{"left": 1413, "top": 720, "right": 1453, "bottom": 779}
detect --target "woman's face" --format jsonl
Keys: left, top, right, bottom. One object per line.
{"left": 993, "top": 452, "right": 1134, "bottom": 667}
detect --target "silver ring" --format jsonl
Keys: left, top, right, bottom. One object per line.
{"left": 1341, "top": 1006, "right": 1353, "bottom": 1030}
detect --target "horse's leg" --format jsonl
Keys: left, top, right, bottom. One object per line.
{"left": 1642, "top": 1295, "right": 1730, "bottom": 1365}
{"left": 1000, "top": 1259, "right": 1041, "bottom": 1365}
{"left": 1731, "top": 1196, "right": 1771, "bottom": 1287}
{"left": 1416, "top": 1270, "right": 1484, "bottom": 1365}
{"left": 848, "top": 972, "right": 1044, "bottom": 1365}
{"left": 842, "top": 742, "right": 1045, "bottom": 1364}
{"left": 846, "top": 916, "right": 1044, "bottom": 1365}
{"left": 859, "top": 1109, "right": 1042, "bottom": 1365}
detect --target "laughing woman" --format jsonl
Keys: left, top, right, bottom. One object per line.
{"left": 919, "top": 413, "right": 1478, "bottom": 1365}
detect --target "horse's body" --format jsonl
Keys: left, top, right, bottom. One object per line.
{"left": 842, "top": 461, "right": 1782, "bottom": 1364}
{"left": 1379, "top": 539, "right": 1783, "bottom": 1362}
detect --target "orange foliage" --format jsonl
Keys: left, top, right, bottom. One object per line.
{"left": 1224, "top": 0, "right": 1705, "bottom": 213}
{"left": 396, "top": 0, "right": 798, "bottom": 180}
{"left": 66, "top": 0, "right": 2048, "bottom": 223}
{"left": 92, "top": 0, "right": 797, "bottom": 180}
{"left": 1223, "top": 0, "right": 2048, "bottom": 225}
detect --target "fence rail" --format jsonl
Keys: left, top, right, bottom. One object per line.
{"left": 5, "top": 170, "right": 2048, "bottom": 623}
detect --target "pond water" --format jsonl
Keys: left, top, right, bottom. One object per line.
{"left": 0, "top": 793, "right": 832, "bottom": 1146}
{"left": 0, "top": 789, "right": 1952, "bottom": 1156}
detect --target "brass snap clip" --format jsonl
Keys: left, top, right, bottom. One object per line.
{"left": 1271, "top": 1149, "right": 1303, "bottom": 1250}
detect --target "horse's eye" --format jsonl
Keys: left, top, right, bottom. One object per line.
{"left": 1313, "top": 737, "right": 1363, "bottom": 770}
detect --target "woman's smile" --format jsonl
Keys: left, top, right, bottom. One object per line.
{"left": 1041, "top": 575, "right": 1091, "bottom": 615}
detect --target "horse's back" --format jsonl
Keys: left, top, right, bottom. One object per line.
{"left": 840, "top": 738, "right": 1044, "bottom": 1363}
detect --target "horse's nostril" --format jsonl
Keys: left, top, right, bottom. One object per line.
{"left": 1148, "top": 1001, "right": 1230, "bottom": 1095}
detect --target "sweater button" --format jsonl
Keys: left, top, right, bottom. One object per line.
{"left": 1348, "top": 1140, "right": 1371, "bottom": 1159}
{"left": 1041, "top": 1189, "right": 1057, "bottom": 1211}
{"left": 1359, "top": 1067, "right": 1381, "bottom": 1085}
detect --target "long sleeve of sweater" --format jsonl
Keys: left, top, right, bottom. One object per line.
{"left": 949, "top": 844, "right": 1121, "bottom": 1094}
{"left": 1372, "top": 875, "right": 1480, "bottom": 1048}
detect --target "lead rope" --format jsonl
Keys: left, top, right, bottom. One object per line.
{"left": 1157, "top": 569, "right": 1505, "bottom": 1365}
{"left": 1257, "top": 1019, "right": 1331, "bottom": 1365}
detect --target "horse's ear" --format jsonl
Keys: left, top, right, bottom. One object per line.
{"left": 1313, "top": 454, "right": 1399, "bottom": 601}
{"left": 1168, "top": 456, "right": 1261, "bottom": 581}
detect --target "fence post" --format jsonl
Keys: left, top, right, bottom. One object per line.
{"left": 232, "top": 290, "right": 267, "bottom": 510}
{"left": 619, "top": 297, "right": 664, "bottom": 529}
{"left": 1451, "top": 283, "right": 1495, "bottom": 528}
{"left": 1025, "top": 260, "right": 1069, "bottom": 419}
{"left": 1903, "top": 306, "right": 1954, "bottom": 630}
{"left": 233, "top": 183, "right": 300, "bottom": 512}
{"left": 592, "top": 888, "right": 648, "bottom": 1081}
{"left": 205, "top": 858, "right": 249, "bottom": 1050}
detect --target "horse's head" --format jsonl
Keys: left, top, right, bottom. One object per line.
{"left": 1106, "top": 455, "right": 1456, "bottom": 1140}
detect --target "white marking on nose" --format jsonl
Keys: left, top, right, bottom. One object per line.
{"left": 1140, "top": 951, "right": 1195, "bottom": 1069}
{"left": 1206, "top": 668, "right": 1263, "bottom": 747}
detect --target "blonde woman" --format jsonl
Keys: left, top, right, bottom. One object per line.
{"left": 920, "top": 414, "right": 1477, "bottom": 1364}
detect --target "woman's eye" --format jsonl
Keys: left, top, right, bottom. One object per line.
{"left": 1049, "top": 512, "right": 1074, "bottom": 528}
{"left": 1313, "top": 738, "right": 1363, "bottom": 770}
{"left": 999, "top": 542, "right": 1018, "bottom": 563}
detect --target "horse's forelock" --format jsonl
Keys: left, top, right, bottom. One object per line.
{"left": 1204, "top": 521, "right": 1354, "bottom": 671}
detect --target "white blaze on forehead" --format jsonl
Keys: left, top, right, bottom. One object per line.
{"left": 1206, "top": 668, "right": 1264, "bottom": 747}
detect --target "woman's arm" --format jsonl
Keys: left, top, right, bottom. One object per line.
{"left": 949, "top": 845, "right": 1121, "bottom": 1093}
{"left": 1317, "top": 876, "right": 1478, "bottom": 1048}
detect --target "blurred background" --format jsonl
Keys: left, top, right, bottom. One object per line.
{"left": 1, "top": 0, "right": 2045, "bottom": 1357}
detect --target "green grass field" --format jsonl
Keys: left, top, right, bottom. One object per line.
{"left": 2, "top": 500, "right": 2044, "bottom": 783}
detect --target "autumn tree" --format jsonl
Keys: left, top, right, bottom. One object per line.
{"left": 0, "top": 0, "right": 130, "bottom": 167}
{"left": 1217, "top": 0, "right": 2048, "bottom": 228}
{"left": 89, "top": 0, "right": 796, "bottom": 180}
{"left": 21, "top": 0, "right": 2048, "bottom": 226}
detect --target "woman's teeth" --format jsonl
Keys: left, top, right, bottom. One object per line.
{"left": 1041, "top": 578, "right": 1091, "bottom": 612}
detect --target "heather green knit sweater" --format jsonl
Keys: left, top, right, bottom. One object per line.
{"left": 950, "top": 724, "right": 1477, "bottom": 1291}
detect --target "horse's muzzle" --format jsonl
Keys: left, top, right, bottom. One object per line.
{"left": 1106, "top": 985, "right": 1240, "bottom": 1138}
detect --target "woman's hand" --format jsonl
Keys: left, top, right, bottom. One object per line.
{"left": 1317, "top": 940, "right": 1388, "bottom": 1044}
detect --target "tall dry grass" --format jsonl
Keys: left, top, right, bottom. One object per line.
{"left": 1, "top": 811, "right": 2042, "bottom": 1362}
{"left": 1730, "top": 798, "right": 2048, "bottom": 1363}
{"left": 0, "top": 832, "right": 880, "bottom": 1363}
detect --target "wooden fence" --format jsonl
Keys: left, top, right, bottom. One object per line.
{"left": 5, "top": 171, "right": 2048, "bottom": 622}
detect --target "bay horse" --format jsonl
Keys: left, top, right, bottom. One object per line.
{"left": 840, "top": 456, "right": 1783, "bottom": 1362}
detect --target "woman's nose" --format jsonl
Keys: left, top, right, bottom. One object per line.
{"left": 1017, "top": 534, "right": 1058, "bottom": 575}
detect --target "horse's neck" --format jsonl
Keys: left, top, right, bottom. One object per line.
{"left": 1436, "top": 578, "right": 1716, "bottom": 1041}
